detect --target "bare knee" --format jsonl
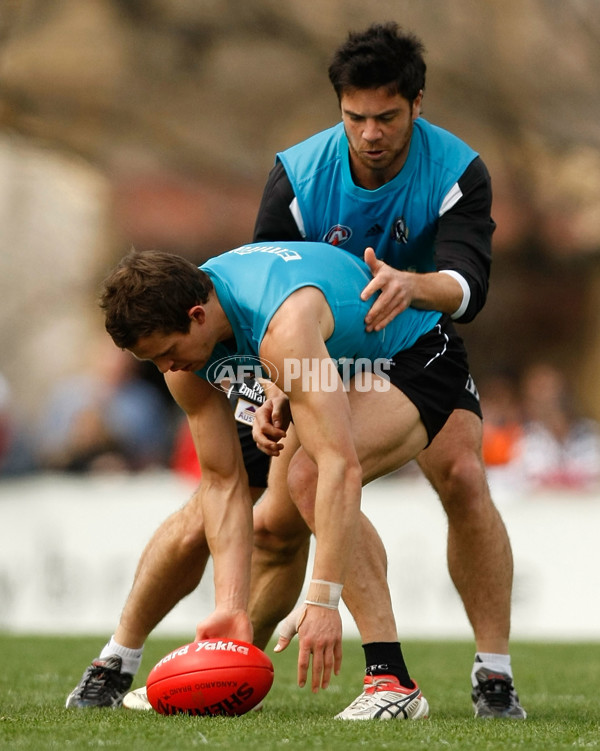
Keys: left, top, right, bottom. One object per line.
{"left": 174, "top": 504, "right": 209, "bottom": 560}
{"left": 423, "top": 448, "right": 490, "bottom": 520}
{"left": 253, "top": 524, "right": 309, "bottom": 562}
{"left": 253, "top": 496, "right": 310, "bottom": 562}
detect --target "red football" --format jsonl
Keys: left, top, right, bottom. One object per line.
{"left": 146, "top": 639, "right": 274, "bottom": 716}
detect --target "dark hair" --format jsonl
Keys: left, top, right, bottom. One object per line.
{"left": 328, "top": 22, "right": 426, "bottom": 102}
{"left": 99, "top": 249, "right": 213, "bottom": 349}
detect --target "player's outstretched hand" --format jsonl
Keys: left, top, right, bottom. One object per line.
{"left": 252, "top": 395, "right": 292, "bottom": 456}
{"left": 296, "top": 605, "right": 342, "bottom": 693}
{"left": 274, "top": 605, "right": 342, "bottom": 691}
{"left": 195, "top": 608, "right": 253, "bottom": 644}
{"left": 361, "top": 246, "right": 414, "bottom": 331}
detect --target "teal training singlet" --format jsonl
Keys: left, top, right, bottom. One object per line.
{"left": 196, "top": 241, "right": 441, "bottom": 382}
{"left": 277, "top": 118, "right": 478, "bottom": 273}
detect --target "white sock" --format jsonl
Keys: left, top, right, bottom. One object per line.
{"left": 471, "top": 652, "right": 512, "bottom": 686}
{"left": 99, "top": 636, "right": 144, "bottom": 676}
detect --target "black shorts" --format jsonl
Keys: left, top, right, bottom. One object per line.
{"left": 238, "top": 425, "right": 270, "bottom": 488}
{"left": 456, "top": 374, "right": 483, "bottom": 418}
{"left": 232, "top": 315, "right": 476, "bottom": 486}
{"left": 385, "top": 315, "right": 471, "bottom": 444}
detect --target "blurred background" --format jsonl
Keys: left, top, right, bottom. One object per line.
{"left": 1, "top": 0, "right": 600, "bottom": 638}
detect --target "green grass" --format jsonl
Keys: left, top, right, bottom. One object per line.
{"left": 1, "top": 634, "right": 599, "bottom": 750}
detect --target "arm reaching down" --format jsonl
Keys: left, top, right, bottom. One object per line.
{"left": 260, "top": 287, "right": 363, "bottom": 691}
{"left": 165, "top": 370, "right": 255, "bottom": 643}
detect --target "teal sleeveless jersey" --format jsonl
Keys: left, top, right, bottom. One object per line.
{"left": 277, "top": 118, "right": 477, "bottom": 273}
{"left": 196, "top": 241, "right": 441, "bottom": 382}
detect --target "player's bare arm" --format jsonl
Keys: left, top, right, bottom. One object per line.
{"left": 165, "top": 370, "right": 255, "bottom": 643}
{"left": 361, "top": 247, "right": 464, "bottom": 332}
{"left": 260, "top": 288, "right": 363, "bottom": 692}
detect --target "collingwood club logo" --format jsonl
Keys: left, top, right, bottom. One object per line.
{"left": 391, "top": 216, "right": 409, "bottom": 245}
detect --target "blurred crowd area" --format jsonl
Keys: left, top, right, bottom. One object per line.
{"left": 479, "top": 363, "right": 600, "bottom": 492}
{"left": 0, "top": 335, "right": 201, "bottom": 483}
{"left": 2, "top": 352, "right": 600, "bottom": 494}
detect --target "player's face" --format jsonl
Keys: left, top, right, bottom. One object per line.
{"left": 129, "top": 311, "right": 214, "bottom": 374}
{"left": 340, "top": 86, "right": 422, "bottom": 189}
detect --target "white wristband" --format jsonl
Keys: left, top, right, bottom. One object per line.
{"left": 304, "top": 579, "right": 343, "bottom": 610}
{"left": 439, "top": 269, "right": 470, "bottom": 320}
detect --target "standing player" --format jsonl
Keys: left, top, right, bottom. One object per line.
{"left": 247, "top": 22, "right": 526, "bottom": 719}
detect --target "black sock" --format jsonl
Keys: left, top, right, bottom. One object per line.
{"left": 362, "top": 642, "right": 413, "bottom": 689}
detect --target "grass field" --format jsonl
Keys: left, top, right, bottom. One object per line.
{"left": 1, "top": 634, "right": 600, "bottom": 750}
